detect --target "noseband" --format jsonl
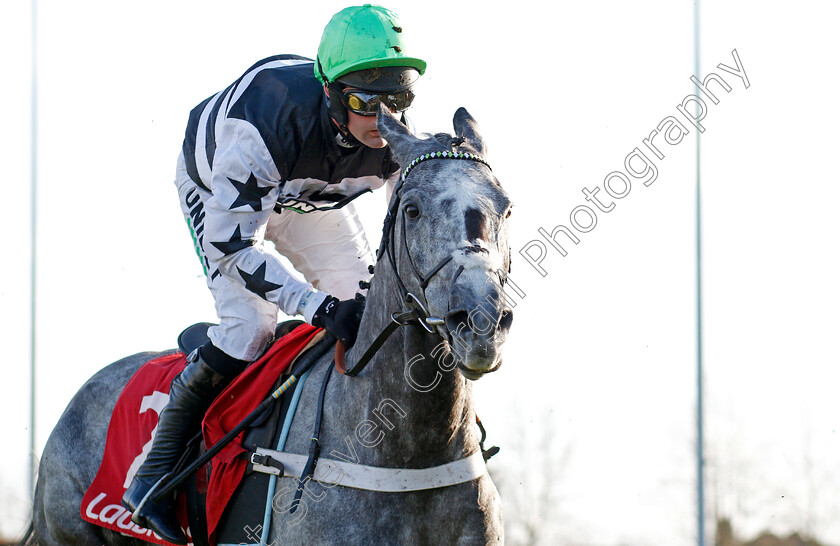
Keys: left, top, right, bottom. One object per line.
{"left": 336, "top": 149, "right": 492, "bottom": 376}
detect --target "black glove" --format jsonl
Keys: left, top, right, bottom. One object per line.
{"left": 311, "top": 296, "right": 364, "bottom": 348}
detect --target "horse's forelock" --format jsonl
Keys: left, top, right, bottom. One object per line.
{"left": 418, "top": 132, "right": 483, "bottom": 157}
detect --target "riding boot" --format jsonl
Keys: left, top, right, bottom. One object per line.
{"left": 121, "top": 345, "right": 246, "bottom": 544}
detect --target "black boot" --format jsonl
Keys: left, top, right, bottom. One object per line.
{"left": 122, "top": 346, "right": 243, "bottom": 544}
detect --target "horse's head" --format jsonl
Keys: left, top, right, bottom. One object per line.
{"left": 377, "top": 106, "right": 513, "bottom": 379}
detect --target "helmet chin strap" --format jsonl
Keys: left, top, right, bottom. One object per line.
{"left": 316, "top": 57, "right": 360, "bottom": 147}
{"left": 325, "top": 80, "right": 362, "bottom": 147}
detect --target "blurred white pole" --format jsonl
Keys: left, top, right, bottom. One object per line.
{"left": 29, "top": 0, "right": 39, "bottom": 500}
{"left": 693, "top": 0, "right": 706, "bottom": 545}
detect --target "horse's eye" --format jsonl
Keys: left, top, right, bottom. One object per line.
{"left": 505, "top": 208, "right": 512, "bottom": 219}
{"left": 405, "top": 204, "right": 420, "bottom": 219}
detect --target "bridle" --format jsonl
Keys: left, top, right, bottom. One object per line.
{"left": 301, "top": 149, "right": 499, "bottom": 507}
{"left": 336, "top": 149, "right": 492, "bottom": 376}
{"left": 384, "top": 150, "right": 492, "bottom": 325}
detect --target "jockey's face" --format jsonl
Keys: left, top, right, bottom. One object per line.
{"left": 346, "top": 108, "right": 394, "bottom": 149}
{"left": 324, "top": 83, "right": 401, "bottom": 149}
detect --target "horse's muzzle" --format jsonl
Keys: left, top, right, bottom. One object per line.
{"left": 445, "top": 305, "right": 513, "bottom": 377}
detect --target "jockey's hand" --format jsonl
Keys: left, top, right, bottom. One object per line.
{"left": 311, "top": 296, "right": 364, "bottom": 348}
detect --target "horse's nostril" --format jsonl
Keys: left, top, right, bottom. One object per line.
{"left": 447, "top": 308, "right": 512, "bottom": 337}
{"left": 445, "top": 310, "right": 471, "bottom": 334}
{"left": 498, "top": 309, "right": 513, "bottom": 333}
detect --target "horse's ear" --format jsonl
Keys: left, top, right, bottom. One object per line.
{"left": 453, "top": 107, "right": 488, "bottom": 157}
{"left": 378, "top": 104, "right": 419, "bottom": 164}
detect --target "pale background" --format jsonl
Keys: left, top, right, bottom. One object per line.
{"left": 1, "top": 1, "right": 838, "bottom": 545}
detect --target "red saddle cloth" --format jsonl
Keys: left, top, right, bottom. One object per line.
{"left": 81, "top": 323, "right": 322, "bottom": 545}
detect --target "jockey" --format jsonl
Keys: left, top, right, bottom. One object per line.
{"left": 121, "top": 5, "right": 426, "bottom": 543}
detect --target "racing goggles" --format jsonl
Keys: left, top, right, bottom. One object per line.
{"left": 340, "top": 88, "right": 415, "bottom": 116}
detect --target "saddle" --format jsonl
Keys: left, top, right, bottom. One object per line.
{"left": 176, "top": 320, "right": 312, "bottom": 546}
{"left": 81, "top": 320, "right": 322, "bottom": 546}
{"left": 183, "top": 321, "right": 316, "bottom": 546}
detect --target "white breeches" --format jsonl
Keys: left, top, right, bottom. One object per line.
{"left": 174, "top": 153, "right": 374, "bottom": 361}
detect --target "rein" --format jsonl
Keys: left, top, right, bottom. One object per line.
{"left": 336, "top": 149, "right": 491, "bottom": 377}
{"left": 147, "top": 333, "right": 336, "bottom": 504}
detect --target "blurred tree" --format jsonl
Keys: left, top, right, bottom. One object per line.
{"left": 489, "top": 405, "right": 575, "bottom": 545}
{"left": 715, "top": 518, "right": 829, "bottom": 546}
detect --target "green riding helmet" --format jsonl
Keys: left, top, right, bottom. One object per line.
{"left": 315, "top": 4, "right": 427, "bottom": 91}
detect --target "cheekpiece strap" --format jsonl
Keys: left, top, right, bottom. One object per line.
{"left": 401, "top": 151, "right": 491, "bottom": 181}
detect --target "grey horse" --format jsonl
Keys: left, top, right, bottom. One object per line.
{"left": 26, "top": 107, "right": 513, "bottom": 546}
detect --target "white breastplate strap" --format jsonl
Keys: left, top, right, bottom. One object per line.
{"left": 251, "top": 447, "right": 487, "bottom": 492}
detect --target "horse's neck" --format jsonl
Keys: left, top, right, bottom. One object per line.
{"left": 342, "top": 269, "right": 480, "bottom": 468}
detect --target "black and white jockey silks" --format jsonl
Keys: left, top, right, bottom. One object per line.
{"left": 175, "top": 54, "right": 399, "bottom": 361}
